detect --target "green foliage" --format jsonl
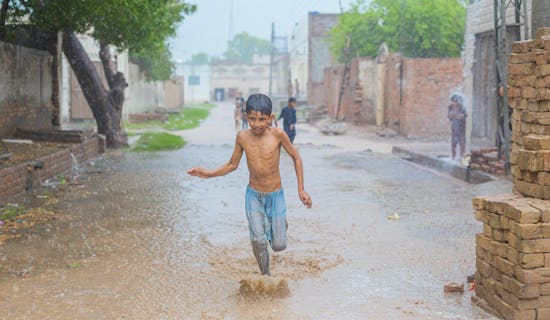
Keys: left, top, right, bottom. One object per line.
{"left": 186, "top": 52, "right": 209, "bottom": 65}
{"left": 164, "top": 104, "right": 215, "bottom": 131}
{"left": 130, "top": 43, "right": 175, "bottom": 80}
{"left": 330, "top": 0, "right": 465, "bottom": 60}
{"left": 0, "top": 203, "right": 27, "bottom": 222}
{"left": 132, "top": 132, "right": 186, "bottom": 152}
{"left": 223, "top": 32, "right": 271, "bottom": 63}
{"left": 7, "top": 0, "right": 196, "bottom": 79}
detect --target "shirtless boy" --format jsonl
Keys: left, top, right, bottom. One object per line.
{"left": 187, "top": 93, "right": 312, "bottom": 276}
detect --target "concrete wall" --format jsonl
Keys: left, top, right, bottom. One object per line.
{"left": 60, "top": 34, "right": 129, "bottom": 124}
{"left": 176, "top": 63, "right": 211, "bottom": 104}
{"left": 308, "top": 13, "right": 339, "bottom": 106}
{"left": 532, "top": 0, "right": 550, "bottom": 33}
{"left": 164, "top": 77, "right": 184, "bottom": 109}
{"left": 290, "top": 15, "right": 309, "bottom": 100}
{"left": 125, "top": 62, "right": 165, "bottom": 116}
{"left": 0, "top": 41, "right": 53, "bottom": 137}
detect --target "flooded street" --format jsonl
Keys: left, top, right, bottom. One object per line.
{"left": 0, "top": 103, "right": 512, "bottom": 319}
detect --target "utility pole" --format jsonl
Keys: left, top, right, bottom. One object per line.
{"left": 269, "top": 22, "right": 275, "bottom": 98}
{"left": 228, "top": 0, "right": 234, "bottom": 43}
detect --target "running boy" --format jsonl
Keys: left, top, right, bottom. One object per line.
{"left": 187, "top": 94, "right": 312, "bottom": 276}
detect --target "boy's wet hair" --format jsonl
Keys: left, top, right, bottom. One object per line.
{"left": 246, "top": 94, "right": 272, "bottom": 115}
{"left": 288, "top": 97, "right": 297, "bottom": 103}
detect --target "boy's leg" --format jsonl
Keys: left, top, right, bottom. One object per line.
{"left": 246, "top": 188, "right": 270, "bottom": 275}
{"left": 266, "top": 189, "right": 287, "bottom": 252}
{"left": 247, "top": 210, "right": 270, "bottom": 275}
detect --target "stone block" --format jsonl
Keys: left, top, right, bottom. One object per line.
{"left": 523, "top": 199, "right": 550, "bottom": 223}
{"left": 502, "top": 274, "right": 541, "bottom": 299}
{"left": 537, "top": 113, "right": 550, "bottom": 125}
{"left": 538, "top": 172, "right": 550, "bottom": 186}
{"left": 516, "top": 267, "right": 550, "bottom": 284}
{"left": 477, "top": 257, "right": 493, "bottom": 278}
{"left": 517, "top": 239, "right": 550, "bottom": 254}
{"left": 541, "top": 283, "right": 550, "bottom": 296}
{"left": 523, "top": 111, "right": 539, "bottom": 123}
{"left": 512, "top": 40, "right": 535, "bottom": 53}
{"left": 519, "top": 253, "right": 545, "bottom": 269}
{"left": 511, "top": 52, "right": 536, "bottom": 64}
{"left": 537, "top": 88, "right": 550, "bottom": 101}
{"left": 510, "top": 63, "right": 536, "bottom": 76}
{"left": 495, "top": 256, "right": 517, "bottom": 276}
{"left": 523, "top": 87, "right": 539, "bottom": 99}
{"left": 503, "top": 199, "right": 542, "bottom": 224}
{"left": 537, "top": 65, "right": 550, "bottom": 78}
{"left": 524, "top": 135, "right": 550, "bottom": 151}
{"left": 510, "top": 221, "right": 543, "bottom": 240}
{"left": 535, "top": 50, "right": 549, "bottom": 65}
{"left": 538, "top": 308, "right": 550, "bottom": 320}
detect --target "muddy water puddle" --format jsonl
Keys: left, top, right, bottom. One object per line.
{"left": 0, "top": 104, "right": 511, "bottom": 319}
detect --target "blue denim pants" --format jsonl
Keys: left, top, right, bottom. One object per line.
{"left": 245, "top": 185, "right": 287, "bottom": 275}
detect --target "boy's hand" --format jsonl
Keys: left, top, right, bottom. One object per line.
{"left": 187, "top": 167, "right": 210, "bottom": 178}
{"left": 299, "top": 189, "right": 312, "bottom": 208}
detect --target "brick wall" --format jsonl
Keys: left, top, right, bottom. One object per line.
{"left": 307, "top": 13, "right": 338, "bottom": 105}
{"left": 0, "top": 137, "right": 99, "bottom": 202}
{"left": 322, "top": 54, "right": 462, "bottom": 135}
{"left": 0, "top": 41, "right": 54, "bottom": 138}
{"left": 400, "top": 57, "right": 463, "bottom": 137}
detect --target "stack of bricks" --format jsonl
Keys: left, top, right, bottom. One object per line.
{"left": 472, "top": 28, "right": 550, "bottom": 320}
{"left": 509, "top": 27, "right": 550, "bottom": 199}
{"left": 470, "top": 148, "right": 506, "bottom": 176}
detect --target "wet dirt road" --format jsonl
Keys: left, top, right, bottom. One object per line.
{"left": 0, "top": 103, "right": 511, "bottom": 319}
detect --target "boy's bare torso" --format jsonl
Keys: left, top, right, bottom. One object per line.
{"left": 239, "top": 128, "right": 283, "bottom": 192}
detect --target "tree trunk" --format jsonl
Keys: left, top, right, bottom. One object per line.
{"left": 62, "top": 31, "right": 127, "bottom": 147}
{"left": 0, "top": 0, "right": 9, "bottom": 40}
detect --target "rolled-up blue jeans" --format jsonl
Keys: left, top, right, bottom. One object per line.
{"left": 245, "top": 185, "right": 287, "bottom": 275}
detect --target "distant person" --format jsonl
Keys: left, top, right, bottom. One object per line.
{"left": 278, "top": 97, "right": 297, "bottom": 143}
{"left": 448, "top": 94, "right": 467, "bottom": 161}
{"left": 187, "top": 93, "right": 312, "bottom": 276}
{"left": 238, "top": 93, "right": 248, "bottom": 130}
{"left": 234, "top": 96, "right": 243, "bottom": 130}
{"left": 294, "top": 79, "right": 300, "bottom": 99}
{"left": 287, "top": 79, "right": 293, "bottom": 98}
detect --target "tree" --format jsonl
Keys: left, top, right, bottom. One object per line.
{"left": 2, "top": 0, "right": 195, "bottom": 147}
{"left": 223, "top": 32, "right": 271, "bottom": 63}
{"left": 186, "top": 52, "right": 209, "bottom": 65}
{"left": 329, "top": 0, "right": 465, "bottom": 61}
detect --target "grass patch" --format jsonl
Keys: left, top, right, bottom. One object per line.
{"left": 0, "top": 203, "right": 27, "bottom": 222}
{"left": 164, "top": 104, "right": 215, "bottom": 131}
{"left": 132, "top": 132, "right": 186, "bottom": 152}
{"left": 124, "top": 120, "right": 165, "bottom": 130}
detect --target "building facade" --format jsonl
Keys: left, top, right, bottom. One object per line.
{"left": 175, "top": 63, "right": 211, "bottom": 104}
{"left": 290, "top": 12, "right": 339, "bottom": 106}
{"left": 463, "top": 0, "right": 546, "bottom": 147}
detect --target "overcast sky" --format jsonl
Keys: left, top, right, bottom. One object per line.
{"left": 170, "top": 0, "right": 356, "bottom": 62}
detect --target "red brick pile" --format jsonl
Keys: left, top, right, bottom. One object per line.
{"left": 472, "top": 28, "right": 550, "bottom": 320}
{"left": 470, "top": 148, "right": 506, "bottom": 176}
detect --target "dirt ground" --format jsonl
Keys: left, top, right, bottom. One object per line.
{"left": 0, "top": 141, "right": 72, "bottom": 168}
{"left": 0, "top": 103, "right": 511, "bottom": 319}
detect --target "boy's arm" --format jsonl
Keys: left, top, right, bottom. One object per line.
{"left": 276, "top": 129, "right": 312, "bottom": 208}
{"left": 187, "top": 133, "right": 244, "bottom": 178}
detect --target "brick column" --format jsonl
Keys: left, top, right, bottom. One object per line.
{"left": 472, "top": 28, "right": 550, "bottom": 320}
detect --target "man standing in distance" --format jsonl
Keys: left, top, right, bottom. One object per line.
{"left": 278, "top": 97, "right": 297, "bottom": 143}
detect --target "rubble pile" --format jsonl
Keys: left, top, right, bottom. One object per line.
{"left": 470, "top": 148, "right": 506, "bottom": 176}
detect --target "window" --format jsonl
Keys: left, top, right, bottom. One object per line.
{"left": 188, "top": 75, "right": 200, "bottom": 86}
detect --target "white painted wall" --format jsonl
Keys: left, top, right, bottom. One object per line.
{"left": 290, "top": 15, "right": 309, "bottom": 98}
{"left": 176, "top": 63, "right": 211, "bottom": 104}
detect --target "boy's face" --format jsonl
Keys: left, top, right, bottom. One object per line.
{"left": 247, "top": 110, "right": 273, "bottom": 135}
{"left": 290, "top": 101, "right": 297, "bottom": 108}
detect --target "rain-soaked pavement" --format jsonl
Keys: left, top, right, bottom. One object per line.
{"left": 0, "top": 103, "right": 512, "bottom": 319}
